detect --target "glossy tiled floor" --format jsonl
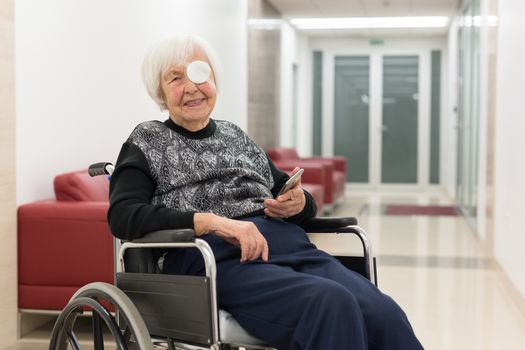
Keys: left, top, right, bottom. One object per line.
{"left": 12, "top": 189, "right": 525, "bottom": 349}
{"left": 331, "top": 189, "right": 525, "bottom": 350}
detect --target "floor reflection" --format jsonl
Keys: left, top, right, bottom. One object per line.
{"left": 334, "top": 188, "right": 525, "bottom": 350}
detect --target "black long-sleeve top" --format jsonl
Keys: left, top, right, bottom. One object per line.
{"left": 108, "top": 118, "right": 316, "bottom": 241}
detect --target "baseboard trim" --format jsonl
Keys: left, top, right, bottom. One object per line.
{"left": 493, "top": 260, "right": 525, "bottom": 320}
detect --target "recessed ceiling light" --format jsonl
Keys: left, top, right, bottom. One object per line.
{"left": 289, "top": 17, "right": 450, "bottom": 30}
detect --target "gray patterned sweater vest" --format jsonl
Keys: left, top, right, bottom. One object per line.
{"left": 127, "top": 119, "right": 275, "bottom": 218}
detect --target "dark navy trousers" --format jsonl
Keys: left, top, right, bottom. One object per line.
{"left": 164, "top": 216, "right": 424, "bottom": 350}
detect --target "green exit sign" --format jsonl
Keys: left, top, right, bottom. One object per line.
{"left": 369, "top": 39, "right": 384, "bottom": 46}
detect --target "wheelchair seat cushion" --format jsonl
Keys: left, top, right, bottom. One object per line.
{"left": 219, "top": 309, "right": 267, "bottom": 346}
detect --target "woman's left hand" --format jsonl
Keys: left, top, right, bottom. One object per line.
{"left": 264, "top": 168, "right": 306, "bottom": 219}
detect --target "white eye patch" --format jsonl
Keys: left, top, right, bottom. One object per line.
{"left": 186, "top": 60, "right": 211, "bottom": 84}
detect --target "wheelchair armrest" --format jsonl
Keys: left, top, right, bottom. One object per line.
{"left": 301, "top": 217, "right": 358, "bottom": 232}
{"left": 304, "top": 218, "right": 376, "bottom": 284}
{"left": 120, "top": 230, "right": 215, "bottom": 277}
{"left": 120, "top": 230, "right": 196, "bottom": 274}
{"left": 130, "top": 229, "right": 196, "bottom": 244}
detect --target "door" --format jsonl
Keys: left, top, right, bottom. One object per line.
{"left": 333, "top": 56, "right": 370, "bottom": 182}
{"left": 381, "top": 55, "right": 419, "bottom": 183}
{"left": 332, "top": 53, "right": 424, "bottom": 186}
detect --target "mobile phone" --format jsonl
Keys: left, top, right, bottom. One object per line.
{"left": 277, "top": 168, "right": 304, "bottom": 196}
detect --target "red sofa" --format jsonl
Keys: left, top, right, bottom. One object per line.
{"left": 268, "top": 148, "right": 346, "bottom": 209}
{"left": 17, "top": 167, "right": 324, "bottom": 311}
{"left": 18, "top": 170, "right": 114, "bottom": 310}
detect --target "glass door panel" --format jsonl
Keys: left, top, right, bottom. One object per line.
{"left": 333, "top": 56, "right": 370, "bottom": 182}
{"left": 381, "top": 55, "right": 419, "bottom": 183}
{"left": 457, "top": 0, "right": 480, "bottom": 224}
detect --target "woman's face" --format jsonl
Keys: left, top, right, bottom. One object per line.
{"left": 160, "top": 51, "right": 217, "bottom": 130}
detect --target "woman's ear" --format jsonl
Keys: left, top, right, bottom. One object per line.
{"left": 157, "top": 85, "right": 167, "bottom": 109}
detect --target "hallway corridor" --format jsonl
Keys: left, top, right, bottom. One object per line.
{"left": 328, "top": 189, "right": 525, "bottom": 349}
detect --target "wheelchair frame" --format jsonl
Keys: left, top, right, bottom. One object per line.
{"left": 48, "top": 163, "right": 377, "bottom": 350}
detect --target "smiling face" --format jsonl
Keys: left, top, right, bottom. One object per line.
{"left": 160, "top": 51, "right": 217, "bottom": 131}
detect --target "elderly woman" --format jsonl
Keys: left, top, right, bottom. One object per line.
{"left": 108, "top": 35, "right": 423, "bottom": 350}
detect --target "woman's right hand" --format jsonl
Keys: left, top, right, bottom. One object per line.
{"left": 194, "top": 213, "right": 269, "bottom": 263}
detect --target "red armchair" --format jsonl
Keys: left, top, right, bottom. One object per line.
{"left": 268, "top": 148, "right": 346, "bottom": 210}
{"left": 18, "top": 170, "right": 114, "bottom": 310}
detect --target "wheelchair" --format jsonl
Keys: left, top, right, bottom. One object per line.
{"left": 49, "top": 162, "right": 378, "bottom": 350}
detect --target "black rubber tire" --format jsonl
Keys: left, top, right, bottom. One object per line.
{"left": 49, "top": 282, "right": 153, "bottom": 350}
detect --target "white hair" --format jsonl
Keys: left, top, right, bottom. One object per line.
{"left": 142, "top": 35, "right": 220, "bottom": 110}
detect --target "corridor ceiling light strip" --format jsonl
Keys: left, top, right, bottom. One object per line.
{"left": 290, "top": 17, "right": 450, "bottom": 30}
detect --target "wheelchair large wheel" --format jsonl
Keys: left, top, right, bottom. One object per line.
{"left": 49, "top": 282, "right": 153, "bottom": 350}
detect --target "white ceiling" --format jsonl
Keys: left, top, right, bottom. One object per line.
{"left": 266, "top": 0, "right": 460, "bottom": 18}
{"left": 265, "top": 0, "right": 461, "bottom": 36}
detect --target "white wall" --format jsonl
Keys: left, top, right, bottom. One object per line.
{"left": 476, "top": 0, "right": 492, "bottom": 239}
{"left": 295, "top": 34, "right": 313, "bottom": 157}
{"left": 444, "top": 18, "right": 459, "bottom": 198}
{"left": 279, "top": 21, "right": 296, "bottom": 148}
{"left": 278, "top": 23, "right": 313, "bottom": 157}
{"left": 494, "top": 0, "right": 525, "bottom": 297}
{"left": 16, "top": 0, "right": 248, "bottom": 204}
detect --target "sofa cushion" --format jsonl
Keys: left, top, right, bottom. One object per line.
{"left": 54, "top": 170, "right": 109, "bottom": 202}
{"left": 267, "top": 147, "right": 300, "bottom": 161}
{"left": 301, "top": 183, "right": 324, "bottom": 214}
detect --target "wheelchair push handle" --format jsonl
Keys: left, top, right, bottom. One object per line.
{"left": 88, "top": 162, "right": 114, "bottom": 177}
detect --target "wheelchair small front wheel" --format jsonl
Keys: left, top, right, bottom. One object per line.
{"left": 49, "top": 282, "right": 153, "bottom": 350}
